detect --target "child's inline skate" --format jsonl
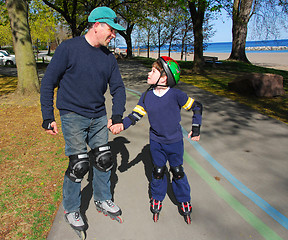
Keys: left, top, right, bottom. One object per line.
{"left": 95, "top": 200, "right": 123, "bottom": 223}
{"left": 64, "top": 211, "right": 87, "bottom": 239}
{"left": 150, "top": 198, "right": 163, "bottom": 222}
{"left": 180, "top": 201, "right": 192, "bottom": 224}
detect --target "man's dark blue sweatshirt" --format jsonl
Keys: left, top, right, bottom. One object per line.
{"left": 40, "top": 36, "right": 126, "bottom": 122}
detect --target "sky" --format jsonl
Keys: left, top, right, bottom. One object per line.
{"left": 116, "top": 11, "right": 288, "bottom": 47}
{"left": 210, "top": 11, "right": 288, "bottom": 43}
{"left": 210, "top": 15, "right": 232, "bottom": 43}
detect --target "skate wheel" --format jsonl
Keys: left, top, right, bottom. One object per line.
{"left": 153, "top": 213, "right": 159, "bottom": 222}
{"left": 185, "top": 215, "right": 191, "bottom": 224}
{"left": 75, "top": 230, "right": 86, "bottom": 240}
{"left": 80, "top": 230, "right": 86, "bottom": 240}
{"left": 116, "top": 216, "right": 123, "bottom": 223}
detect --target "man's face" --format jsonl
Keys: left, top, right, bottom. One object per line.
{"left": 96, "top": 23, "right": 116, "bottom": 47}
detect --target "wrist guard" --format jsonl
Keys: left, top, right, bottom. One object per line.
{"left": 111, "top": 115, "right": 123, "bottom": 125}
{"left": 42, "top": 119, "right": 54, "bottom": 130}
{"left": 191, "top": 124, "right": 200, "bottom": 137}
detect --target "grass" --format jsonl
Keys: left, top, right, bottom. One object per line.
{"left": 0, "top": 57, "right": 287, "bottom": 239}
{"left": 0, "top": 66, "right": 66, "bottom": 239}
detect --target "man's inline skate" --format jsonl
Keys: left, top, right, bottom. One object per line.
{"left": 95, "top": 200, "right": 123, "bottom": 223}
{"left": 150, "top": 198, "right": 163, "bottom": 222}
{"left": 64, "top": 211, "right": 87, "bottom": 239}
{"left": 180, "top": 201, "right": 192, "bottom": 224}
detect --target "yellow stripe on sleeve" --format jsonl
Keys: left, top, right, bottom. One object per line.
{"left": 133, "top": 105, "right": 147, "bottom": 116}
{"left": 182, "top": 97, "right": 194, "bottom": 110}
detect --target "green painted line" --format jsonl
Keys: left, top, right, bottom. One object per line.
{"left": 127, "top": 91, "right": 140, "bottom": 98}
{"left": 183, "top": 151, "right": 283, "bottom": 240}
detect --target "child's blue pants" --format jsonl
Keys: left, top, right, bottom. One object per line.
{"left": 150, "top": 139, "right": 191, "bottom": 203}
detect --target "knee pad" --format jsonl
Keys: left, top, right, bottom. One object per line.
{"left": 153, "top": 166, "right": 166, "bottom": 179}
{"left": 170, "top": 165, "right": 185, "bottom": 180}
{"left": 66, "top": 153, "right": 90, "bottom": 182}
{"left": 92, "top": 145, "right": 113, "bottom": 172}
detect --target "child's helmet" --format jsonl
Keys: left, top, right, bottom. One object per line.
{"left": 158, "top": 56, "right": 181, "bottom": 87}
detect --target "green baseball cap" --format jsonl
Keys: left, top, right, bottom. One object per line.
{"left": 88, "top": 7, "right": 125, "bottom": 31}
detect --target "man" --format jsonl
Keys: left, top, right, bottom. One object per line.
{"left": 40, "top": 6, "right": 126, "bottom": 231}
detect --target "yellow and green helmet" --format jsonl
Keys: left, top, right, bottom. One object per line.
{"left": 158, "top": 56, "right": 181, "bottom": 87}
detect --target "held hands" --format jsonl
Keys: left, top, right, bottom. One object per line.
{"left": 188, "top": 131, "right": 200, "bottom": 141}
{"left": 107, "top": 119, "right": 124, "bottom": 135}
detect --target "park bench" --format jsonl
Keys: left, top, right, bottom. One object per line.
{"left": 203, "top": 56, "right": 218, "bottom": 67}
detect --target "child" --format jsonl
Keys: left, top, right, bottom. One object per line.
{"left": 110, "top": 56, "right": 203, "bottom": 224}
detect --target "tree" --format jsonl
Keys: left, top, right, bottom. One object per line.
{"left": 6, "top": 0, "right": 39, "bottom": 95}
{"left": 178, "top": 16, "right": 194, "bottom": 61}
{"left": 116, "top": 0, "right": 147, "bottom": 58}
{"left": 165, "top": 7, "right": 184, "bottom": 57}
{"left": 135, "top": 19, "right": 154, "bottom": 58}
{"left": 151, "top": 13, "right": 170, "bottom": 58}
{"left": 188, "top": 0, "right": 207, "bottom": 72}
{"left": 42, "top": 0, "right": 101, "bottom": 37}
{"left": 176, "top": 0, "right": 218, "bottom": 72}
{"left": 249, "top": 0, "right": 288, "bottom": 40}
{"left": 41, "top": 0, "right": 149, "bottom": 58}
{"left": 116, "top": 2, "right": 137, "bottom": 58}
{"left": 221, "top": 0, "right": 288, "bottom": 63}
{"left": 0, "top": 2, "right": 13, "bottom": 48}
{"left": 132, "top": 1, "right": 166, "bottom": 58}
{"left": 29, "top": 0, "right": 59, "bottom": 54}
{"left": 228, "top": 0, "right": 254, "bottom": 63}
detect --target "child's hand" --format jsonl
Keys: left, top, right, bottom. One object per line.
{"left": 107, "top": 119, "right": 113, "bottom": 129}
{"left": 188, "top": 131, "right": 200, "bottom": 141}
{"left": 110, "top": 123, "right": 124, "bottom": 135}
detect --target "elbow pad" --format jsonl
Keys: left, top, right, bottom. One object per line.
{"left": 192, "top": 101, "right": 203, "bottom": 115}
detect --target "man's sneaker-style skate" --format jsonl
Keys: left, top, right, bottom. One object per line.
{"left": 150, "top": 198, "right": 162, "bottom": 222}
{"left": 95, "top": 200, "right": 123, "bottom": 223}
{"left": 64, "top": 211, "right": 87, "bottom": 239}
{"left": 180, "top": 201, "right": 192, "bottom": 224}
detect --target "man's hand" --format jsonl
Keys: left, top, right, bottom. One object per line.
{"left": 109, "top": 123, "right": 124, "bottom": 135}
{"left": 45, "top": 121, "right": 58, "bottom": 135}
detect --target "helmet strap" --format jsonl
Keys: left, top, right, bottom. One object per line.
{"left": 153, "top": 70, "right": 168, "bottom": 87}
{"left": 143, "top": 70, "right": 167, "bottom": 106}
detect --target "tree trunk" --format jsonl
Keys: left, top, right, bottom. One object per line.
{"left": 118, "top": 23, "right": 134, "bottom": 58}
{"left": 6, "top": 0, "right": 40, "bottom": 95}
{"left": 188, "top": 1, "right": 205, "bottom": 73}
{"left": 147, "top": 38, "right": 150, "bottom": 58}
{"left": 193, "top": 19, "right": 204, "bottom": 72}
{"left": 228, "top": 0, "right": 254, "bottom": 63}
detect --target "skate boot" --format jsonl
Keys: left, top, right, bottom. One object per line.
{"left": 150, "top": 198, "right": 162, "bottom": 222}
{"left": 64, "top": 211, "right": 87, "bottom": 239}
{"left": 180, "top": 202, "right": 192, "bottom": 224}
{"left": 95, "top": 200, "right": 123, "bottom": 223}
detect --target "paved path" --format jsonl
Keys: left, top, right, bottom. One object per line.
{"left": 47, "top": 60, "right": 288, "bottom": 240}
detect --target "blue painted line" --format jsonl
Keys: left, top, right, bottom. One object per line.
{"left": 126, "top": 87, "right": 288, "bottom": 230}
{"left": 182, "top": 127, "right": 288, "bottom": 230}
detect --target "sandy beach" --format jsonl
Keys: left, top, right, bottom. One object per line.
{"left": 137, "top": 51, "right": 288, "bottom": 71}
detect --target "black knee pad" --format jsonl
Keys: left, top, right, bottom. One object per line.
{"left": 170, "top": 165, "right": 185, "bottom": 180}
{"left": 66, "top": 153, "right": 90, "bottom": 182}
{"left": 153, "top": 166, "right": 166, "bottom": 179}
{"left": 92, "top": 145, "right": 113, "bottom": 172}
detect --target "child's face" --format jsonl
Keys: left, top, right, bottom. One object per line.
{"left": 147, "top": 67, "right": 161, "bottom": 85}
